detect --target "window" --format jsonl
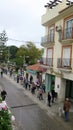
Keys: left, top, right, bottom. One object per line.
{"left": 62, "top": 46, "right": 71, "bottom": 67}
{"left": 49, "top": 27, "right": 54, "bottom": 42}
{"left": 42, "top": 49, "right": 47, "bottom": 64}
{"left": 66, "top": 19, "right": 73, "bottom": 28}
{"left": 47, "top": 48, "right": 53, "bottom": 66}
{"left": 65, "top": 18, "right": 73, "bottom": 39}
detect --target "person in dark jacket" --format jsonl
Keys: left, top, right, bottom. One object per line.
{"left": 47, "top": 92, "right": 51, "bottom": 107}
{"left": 1, "top": 90, "right": 7, "bottom": 101}
{"left": 1, "top": 69, "right": 3, "bottom": 77}
{"left": 51, "top": 89, "right": 55, "bottom": 103}
{"left": 17, "top": 74, "right": 19, "bottom": 83}
{"left": 30, "top": 75, "right": 33, "bottom": 84}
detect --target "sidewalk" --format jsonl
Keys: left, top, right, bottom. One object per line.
{"left": 3, "top": 74, "right": 73, "bottom": 130}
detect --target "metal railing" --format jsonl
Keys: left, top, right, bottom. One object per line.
{"left": 41, "top": 34, "right": 54, "bottom": 44}
{"left": 40, "top": 57, "right": 53, "bottom": 66}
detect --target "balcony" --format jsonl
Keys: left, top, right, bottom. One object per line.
{"left": 40, "top": 57, "right": 53, "bottom": 69}
{"left": 41, "top": 34, "right": 54, "bottom": 47}
{"left": 57, "top": 58, "right": 72, "bottom": 72}
{"left": 62, "top": 27, "right": 73, "bottom": 44}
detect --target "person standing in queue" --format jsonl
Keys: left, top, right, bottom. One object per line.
{"left": 63, "top": 98, "right": 71, "bottom": 122}
{"left": 47, "top": 92, "right": 51, "bottom": 107}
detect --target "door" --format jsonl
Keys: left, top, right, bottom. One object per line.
{"left": 66, "top": 80, "right": 73, "bottom": 99}
{"left": 45, "top": 74, "right": 55, "bottom": 92}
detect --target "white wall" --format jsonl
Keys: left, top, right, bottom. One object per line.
{"left": 55, "top": 77, "right": 66, "bottom": 101}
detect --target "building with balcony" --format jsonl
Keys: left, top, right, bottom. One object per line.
{"left": 41, "top": 0, "right": 73, "bottom": 101}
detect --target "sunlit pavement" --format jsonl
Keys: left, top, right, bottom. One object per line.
{"left": 2, "top": 74, "right": 73, "bottom": 129}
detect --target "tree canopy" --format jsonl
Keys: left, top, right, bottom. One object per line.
{"left": 0, "top": 40, "right": 44, "bottom": 67}
{"left": 16, "top": 42, "right": 44, "bottom": 66}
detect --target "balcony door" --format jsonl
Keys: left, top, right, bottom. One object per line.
{"left": 65, "top": 18, "right": 73, "bottom": 39}
{"left": 62, "top": 46, "right": 71, "bottom": 67}
{"left": 66, "top": 18, "right": 73, "bottom": 28}
{"left": 49, "top": 27, "right": 54, "bottom": 42}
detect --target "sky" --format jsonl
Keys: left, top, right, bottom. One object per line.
{"left": 0, "top": 0, "right": 48, "bottom": 48}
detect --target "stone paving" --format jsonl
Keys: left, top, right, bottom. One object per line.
{"left": 1, "top": 74, "right": 73, "bottom": 130}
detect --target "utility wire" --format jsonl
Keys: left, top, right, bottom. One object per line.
{"left": 8, "top": 38, "right": 41, "bottom": 44}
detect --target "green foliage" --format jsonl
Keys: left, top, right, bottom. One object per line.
{"left": 0, "top": 41, "right": 44, "bottom": 66}
{"left": 0, "top": 109, "right": 12, "bottom": 130}
{"left": 8, "top": 46, "right": 18, "bottom": 59}
{"left": 16, "top": 42, "right": 44, "bottom": 66}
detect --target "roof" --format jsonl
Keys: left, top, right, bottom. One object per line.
{"left": 26, "top": 63, "right": 46, "bottom": 72}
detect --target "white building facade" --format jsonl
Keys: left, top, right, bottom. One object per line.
{"left": 41, "top": 0, "right": 73, "bottom": 101}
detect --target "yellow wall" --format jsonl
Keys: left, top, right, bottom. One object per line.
{"left": 42, "top": 0, "right": 67, "bottom": 25}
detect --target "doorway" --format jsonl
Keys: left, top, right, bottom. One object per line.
{"left": 66, "top": 80, "right": 73, "bottom": 100}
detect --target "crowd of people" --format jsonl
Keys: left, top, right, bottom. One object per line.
{"left": 15, "top": 69, "right": 57, "bottom": 106}
{"left": 0, "top": 67, "right": 57, "bottom": 106}
{"left": 0, "top": 66, "right": 72, "bottom": 122}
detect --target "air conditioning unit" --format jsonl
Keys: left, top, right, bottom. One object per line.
{"left": 56, "top": 25, "right": 62, "bottom": 32}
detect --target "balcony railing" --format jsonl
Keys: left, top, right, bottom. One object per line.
{"left": 57, "top": 58, "right": 71, "bottom": 68}
{"left": 40, "top": 57, "right": 53, "bottom": 67}
{"left": 63, "top": 27, "right": 73, "bottom": 40}
{"left": 41, "top": 34, "right": 54, "bottom": 45}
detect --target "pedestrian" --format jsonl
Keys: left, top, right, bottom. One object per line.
{"left": 42, "top": 81, "right": 46, "bottom": 93}
{"left": 20, "top": 75, "right": 23, "bottom": 85}
{"left": 38, "top": 86, "right": 43, "bottom": 100}
{"left": 17, "top": 74, "right": 19, "bottom": 83}
{"left": 24, "top": 78, "right": 28, "bottom": 89}
{"left": 1, "top": 68, "right": 3, "bottom": 77}
{"left": 31, "top": 82, "right": 36, "bottom": 94}
{"left": 63, "top": 98, "right": 71, "bottom": 121}
{"left": 1, "top": 90, "right": 7, "bottom": 101}
{"left": 23, "top": 76, "right": 26, "bottom": 88}
{"left": 36, "top": 79, "right": 40, "bottom": 90}
{"left": 51, "top": 89, "right": 55, "bottom": 103}
{"left": 30, "top": 75, "right": 33, "bottom": 84}
{"left": 47, "top": 92, "right": 51, "bottom": 107}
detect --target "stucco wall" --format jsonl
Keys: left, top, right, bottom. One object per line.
{"left": 42, "top": 0, "right": 67, "bottom": 25}
{"left": 55, "top": 77, "right": 66, "bottom": 101}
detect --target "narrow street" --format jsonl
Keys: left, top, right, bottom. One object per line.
{"left": 0, "top": 75, "right": 72, "bottom": 130}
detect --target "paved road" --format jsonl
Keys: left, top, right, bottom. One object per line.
{"left": 0, "top": 75, "right": 72, "bottom": 130}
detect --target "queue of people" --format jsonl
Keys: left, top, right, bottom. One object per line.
{"left": 0, "top": 66, "right": 72, "bottom": 122}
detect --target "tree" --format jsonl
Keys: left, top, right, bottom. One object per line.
{"left": 0, "top": 30, "right": 8, "bottom": 45}
{"left": 0, "top": 30, "right": 8, "bottom": 63}
{"left": 8, "top": 45, "right": 18, "bottom": 59}
{"left": 16, "top": 42, "right": 44, "bottom": 66}
{"left": 16, "top": 46, "right": 26, "bottom": 67}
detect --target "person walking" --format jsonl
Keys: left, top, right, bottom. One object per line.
{"left": 47, "top": 92, "right": 51, "bottom": 107}
{"left": 30, "top": 75, "right": 33, "bottom": 84}
{"left": 1, "top": 90, "right": 7, "bottom": 101}
{"left": 63, "top": 98, "right": 71, "bottom": 121}
{"left": 17, "top": 74, "right": 19, "bottom": 83}
{"left": 38, "top": 86, "right": 43, "bottom": 100}
{"left": 1, "top": 68, "right": 3, "bottom": 77}
{"left": 51, "top": 89, "right": 55, "bottom": 103}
